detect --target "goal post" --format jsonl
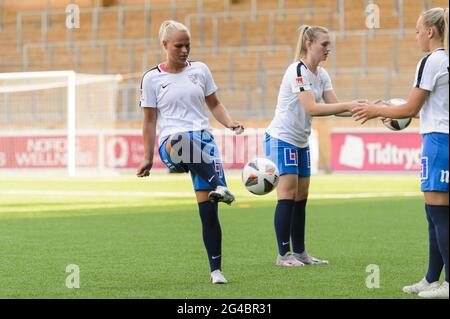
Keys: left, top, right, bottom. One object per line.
{"left": 0, "top": 70, "right": 123, "bottom": 176}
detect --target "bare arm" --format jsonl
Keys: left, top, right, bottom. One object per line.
{"left": 353, "top": 87, "right": 429, "bottom": 124}
{"left": 298, "top": 90, "right": 366, "bottom": 117}
{"left": 205, "top": 92, "right": 244, "bottom": 133}
{"left": 323, "top": 90, "right": 353, "bottom": 117}
{"left": 137, "top": 107, "right": 157, "bottom": 177}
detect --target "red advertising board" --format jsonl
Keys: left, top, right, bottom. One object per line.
{"left": 0, "top": 129, "right": 271, "bottom": 171}
{"left": 101, "top": 131, "right": 267, "bottom": 170}
{"left": 0, "top": 135, "right": 98, "bottom": 168}
{"left": 102, "top": 134, "right": 164, "bottom": 169}
{"left": 331, "top": 130, "right": 422, "bottom": 172}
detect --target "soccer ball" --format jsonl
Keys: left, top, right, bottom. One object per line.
{"left": 242, "top": 158, "right": 279, "bottom": 195}
{"left": 381, "top": 98, "right": 412, "bottom": 131}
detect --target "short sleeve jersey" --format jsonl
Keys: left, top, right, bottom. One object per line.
{"left": 139, "top": 61, "right": 218, "bottom": 145}
{"left": 266, "top": 61, "right": 333, "bottom": 148}
{"left": 414, "top": 48, "right": 449, "bottom": 134}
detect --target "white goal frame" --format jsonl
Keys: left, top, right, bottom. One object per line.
{"left": 0, "top": 71, "right": 89, "bottom": 176}
{"left": 0, "top": 71, "right": 123, "bottom": 176}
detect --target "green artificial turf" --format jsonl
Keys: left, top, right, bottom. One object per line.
{"left": 0, "top": 173, "right": 441, "bottom": 298}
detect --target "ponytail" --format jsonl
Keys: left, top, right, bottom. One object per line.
{"left": 158, "top": 20, "right": 190, "bottom": 47}
{"left": 293, "top": 25, "right": 329, "bottom": 62}
{"left": 444, "top": 8, "right": 448, "bottom": 52}
{"left": 421, "top": 7, "right": 448, "bottom": 51}
{"left": 294, "top": 25, "right": 310, "bottom": 62}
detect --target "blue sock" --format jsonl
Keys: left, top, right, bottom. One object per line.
{"left": 198, "top": 201, "right": 222, "bottom": 272}
{"left": 171, "top": 133, "right": 224, "bottom": 189}
{"left": 427, "top": 204, "right": 449, "bottom": 282}
{"left": 425, "top": 204, "right": 444, "bottom": 283}
{"left": 274, "top": 199, "right": 295, "bottom": 256}
{"left": 291, "top": 199, "right": 307, "bottom": 254}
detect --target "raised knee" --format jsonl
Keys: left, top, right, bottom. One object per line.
{"left": 296, "top": 193, "right": 308, "bottom": 201}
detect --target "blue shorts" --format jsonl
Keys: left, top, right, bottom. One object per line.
{"left": 421, "top": 133, "right": 449, "bottom": 192}
{"left": 159, "top": 130, "right": 227, "bottom": 191}
{"left": 264, "top": 133, "right": 311, "bottom": 177}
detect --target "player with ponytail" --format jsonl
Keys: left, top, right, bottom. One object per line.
{"left": 354, "top": 8, "right": 449, "bottom": 299}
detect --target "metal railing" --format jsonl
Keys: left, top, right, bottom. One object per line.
{"left": 337, "top": 0, "right": 345, "bottom": 35}
{"left": 422, "top": 0, "right": 436, "bottom": 11}
{"left": 184, "top": 7, "right": 335, "bottom": 48}
{"left": 0, "top": 0, "right": 3, "bottom": 32}
{"left": 142, "top": 45, "right": 293, "bottom": 91}
{"left": 0, "top": 62, "right": 414, "bottom": 124}
{"left": 15, "top": 0, "right": 414, "bottom": 53}
{"left": 0, "top": 67, "right": 409, "bottom": 123}
{"left": 23, "top": 38, "right": 149, "bottom": 72}
{"left": 22, "top": 35, "right": 292, "bottom": 74}
{"left": 356, "top": 0, "right": 408, "bottom": 38}
{"left": 22, "top": 27, "right": 418, "bottom": 77}
{"left": 328, "top": 28, "right": 416, "bottom": 75}
{"left": 221, "top": 0, "right": 318, "bottom": 20}
{"left": 112, "top": 66, "right": 413, "bottom": 121}
{"left": 16, "top": 0, "right": 204, "bottom": 52}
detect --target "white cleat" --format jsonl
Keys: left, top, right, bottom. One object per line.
{"left": 418, "top": 281, "right": 449, "bottom": 299}
{"left": 402, "top": 278, "right": 440, "bottom": 294}
{"left": 208, "top": 186, "right": 235, "bottom": 205}
{"left": 292, "top": 251, "right": 329, "bottom": 265}
{"left": 211, "top": 270, "right": 228, "bottom": 284}
{"left": 276, "top": 252, "right": 305, "bottom": 267}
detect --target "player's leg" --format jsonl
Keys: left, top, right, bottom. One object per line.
{"left": 190, "top": 135, "right": 229, "bottom": 283}
{"left": 290, "top": 146, "right": 310, "bottom": 256}
{"left": 291, "top": 176, "right": 309, "bottom": 255}
{"left": 418, "top": 191, "right": 449, "bottom": 298}
{"left": 166, "top": 132, "right": 223, "bottom": 188}
{"left": 276, "top": 174, "right": 299, "bottom": 256}
{"left": 264, "top": 133, "right": 303, "bottom": 267}
{"left": 406, "top": 133, "right": 449, "bottom": 298}
{"left": 195, "top": 191, "right": 227, "bottom": 284}
{"left": 291, "top": 147, "right": 328, "bottom": 265}
{"left": 166, "top": 131, "right": 234, "bottom": 204}
{"left": 424, "top": 196, "right": 444, "bottom": 284}
{"left": 420, "top": 134, "right": 449, "bottom": 298}
{"left": 274, "top": 174, "right": 304, "bottom": 266}
{"left": 403, "top": 196, "right": 444, "bottom": 294}
{"left": 160, "top": 133, "right": 228, "bottom": 283}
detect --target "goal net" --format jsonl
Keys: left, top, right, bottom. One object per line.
{"left": 0, "top": 71, "right": 123, "bottom": 176}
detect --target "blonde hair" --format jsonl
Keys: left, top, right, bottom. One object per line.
{"left": 158, "top": 20, "right": 191, "bottom": 46}
{"left": 294, "top": 25, "right": 329, "bottom": 62}
{"left": 421, "top": 7, "right": 449, "bottom": 51}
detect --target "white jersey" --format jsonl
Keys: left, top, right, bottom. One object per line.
{"left": 414, "top": 48, "right": 449, "bottom": 134}
{"left": 139, "top": 61, "right": 218, "bottom": 145}
{"left": 266, "top": 61, "right": 333, "bottom": 148}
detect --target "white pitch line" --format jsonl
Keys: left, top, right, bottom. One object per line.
{"left": 308, "top": 192, "right": 422, "bottom": 199}
{"left": 0, "top": 190, "right": 194, "bottom": 198}
{"left": 0, "top": 190, "right": 422, "bottom": 199}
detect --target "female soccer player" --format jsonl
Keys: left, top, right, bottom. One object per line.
{"left": 265, "top": 25, "right": 367, "bottom": 267}
{"left": 136, "top": 20, "right": 244, "bottom": 284}
{"left": 353, "top": 8, "right": 449, "bottom": 299}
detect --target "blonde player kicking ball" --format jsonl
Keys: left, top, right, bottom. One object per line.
{"left": 137, "top": 20, "right": 244, "bottom": 284}
{"left": 265, "top": 24, "right": 368, "bottom": 267}
{"left": 353, "top": 8, "right": 449, "bottom": 299}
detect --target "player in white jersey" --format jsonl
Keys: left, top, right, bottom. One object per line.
{"left": 353, "top": 8, "right": 449, "bottom": 299}
{"left": 136, "top": 20, "right": 244, "bottom": 284}
{"left": 265, "top": 25, "right": 367, "bottom": 267}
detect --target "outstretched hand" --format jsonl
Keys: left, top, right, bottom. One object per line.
{"left": 352, "top": 101, "right": 382, "bottom": 124}
{"left": 137, "top": 159, "right": 153, "bottom": 177}
{"left": 228, "top": 121, "right": 245, "bottom": 135}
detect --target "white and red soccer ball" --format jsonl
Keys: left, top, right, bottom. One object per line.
{"left": 381, "top": 98, "right": 412, "bottom": 131}
{"left": 242, "top": 158, "right": 279, "bottom": 195}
